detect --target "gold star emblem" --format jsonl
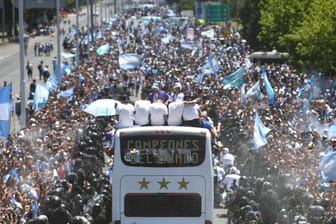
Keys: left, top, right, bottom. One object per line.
{"left": 177, "top": 177, "right": 190, "bottom": 190}
{"left": 158, "top": 177, "right": 170, "bottom": 190}
{"left": 138, "top": 177, "right": 150, "bottom": 190}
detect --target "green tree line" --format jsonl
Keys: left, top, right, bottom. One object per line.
{"left": 167, "top": 0, "right": 336, "bottom": 73}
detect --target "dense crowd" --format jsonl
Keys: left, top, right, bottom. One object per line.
{"left": 1, "top": 3, "right": 336, "bottom": 224}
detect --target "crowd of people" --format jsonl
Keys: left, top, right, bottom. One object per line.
{"left": 1, "top": 3, "right": 336, "bottom": 224}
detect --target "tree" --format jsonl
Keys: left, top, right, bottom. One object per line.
{"left": 258, "top": 0, "right": 310, "bottom": 51}
{"left": 239, "top": 0, "right": 260, "bottom": 50}
{"left": 283, "top": 0, "right": 336, "bottom": 72}
{"left": 257, "top": 0, "right": 336, "bottom": 73}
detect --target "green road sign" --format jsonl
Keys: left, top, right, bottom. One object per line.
{"left": 205, "top": 3, "right": 229, "bottom": 23}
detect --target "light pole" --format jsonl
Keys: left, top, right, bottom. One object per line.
{"left": 12, "top": 0, "right": 15, "bottom": 38}
{"left": 18, "top": 0, "right": 26, "bottom": 129}
{"left": 56, "top": 0, "right": 61, "bottom": 84}
{"left": 76, "top": 0, "right": 79, "bottom": 66}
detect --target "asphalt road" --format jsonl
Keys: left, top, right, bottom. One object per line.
{"left": 0, "top": 8, "right": 96, "bottom": 132}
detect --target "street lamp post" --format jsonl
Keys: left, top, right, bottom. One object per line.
{"left": 76, "top": 0, "right": 79, "bottom": 66}
{"left": 18, "top": 0, "right": 26, "bottom": 129}
{"left": 56, "top": 0, "right": 61, "bottom": 84}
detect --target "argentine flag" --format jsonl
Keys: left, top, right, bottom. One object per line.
{"left": 96, "top": 43, "right": 110, "bottom": 55}
{"left": 34, "top": 84, "right": 49, "bottom": 111}
{"left": 254, "top": 111, "right": 271, "bottom": 149}
{"left": 119, "top": 53, "right": 142, "bottom": 70}
{"left": 0, "top": 83, "right": 12, "bottom": 139}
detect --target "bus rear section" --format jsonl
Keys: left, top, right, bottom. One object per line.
{"left": 112, "top": 126, "right": 214, "bottom": 224}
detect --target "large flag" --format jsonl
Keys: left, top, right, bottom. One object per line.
{"left": 222, "top": 67, "right": 245, "bottom": 91}
{"left": 319, "top": 150, "right": 336, "bottom": 181}
{"left": 0, "top": 83, "right": 12, "bottom": 139}
{"left": 34, "top": 84, "right": 49, "bottom": 111}
{"left": 261, "top": 67, "right": 276, "bottom": 106}
{"left": 198, "top": 54, "right": 221, "bottom": 75}
{"left": 118, "top": 53, "right": 142, "bottom": 70}
{"left": 246, "top": 81, "right": 264, "bottom": 101}
{"left": 254, "top": 111, "right": 271, "bottom": 149}
{"left": 96, "top": 43, "right": 110, "bottom": 55}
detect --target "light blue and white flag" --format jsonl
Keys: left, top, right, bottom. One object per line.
{"left": 96, "top": 43, "right": 110, "bottom": 55}
{"left": 320, "top": 150, "right": 336, "bottom": 181}
{"left": 161, "top": 34, "right": 174, "bottom": 45}
{"left": 262, "top": 67, "right": 276, "bottom": 106}
{"left": 327, "top": 119, "right": 336, "bottom": 140}
{"left": 222, "top": 67, "right": 245, "bottom": 91}
{"left": 320, "top": 146, "right": 333, "bottom": 164}
{"left": 198, "top": 54, "right": 221, "bottom": 75}
{"left": 57, "top": 86, "right": 75, "bottom": 99}
{"left": 119, "top": 53, "right": 141, "bottom": 70}
{"left": 254, "top": 111, "right": 272, "bottom": 149}
{"left": 246, "top": 81, "right": 264, "bottom": 101}
{"left": 0, "top": 83, "right": 11, "bottom": 139}
{"left": 45, "top": 75, "right": 58, "bottom": 92}
{"left": 244, "top": 57, "right": 252, "bottom": 69}
{"left": 3, "top": 168, "right": 19, "bottom": 183}
{"left": 193, "top": 73, "right": 204, "bottom": 85}
{"left": 34, "top": 84, "right": 49, "bottom": 111}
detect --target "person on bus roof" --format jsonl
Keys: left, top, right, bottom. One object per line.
{"left": 147, "top": 82, "right": 169, "bottom": 104}
{"left": 116, "top": 94, "right": 135, "bottom": 129}
{"left": 134, "top": 93, "right": 151, "bottom": 126}
{"left": 149, "top": 98, "right": 168, "bottom": 126}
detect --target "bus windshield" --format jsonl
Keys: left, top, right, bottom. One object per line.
{"left": 120, "top": 132, "right": 206, "bottom": 167}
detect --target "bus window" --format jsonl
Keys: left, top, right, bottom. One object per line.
{"left": 120, "top": 133, "right": 206, "bottom": 167}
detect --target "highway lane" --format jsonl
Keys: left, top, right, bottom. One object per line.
{"left": 0, "top": 11, "right": 90, "bottom": 132}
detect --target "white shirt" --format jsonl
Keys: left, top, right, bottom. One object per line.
{"left": 149, "top": 102, "right": 168, "bottom": 125}
{"left": 216, "top": 166, "right": 226, "bottom": 182}
{"left": 223, "top": 174, "right": 240, "bottom": 190}
{"left": 182, "top": 103, "right": 200, "bottom": 121}
{"left": 172, "top": 92, "right": 184, "bottom": 102}
{"left": 167, "top": 101, "right": 184, "bottom": 126}
{"left": 116, "top": 102, "right": 135, "bottom": 129}
{"left": 134, "top": 100, "right": 151, "bottom": 125}
{"left": 220, "top": 153, "right": 235, "bottom": 169}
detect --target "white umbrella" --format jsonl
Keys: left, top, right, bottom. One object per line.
{"left": 84, "top": 99, "right": 120, "bottom": 117}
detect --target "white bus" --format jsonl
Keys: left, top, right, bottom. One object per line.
{"left": 111, "top": 126, "right": 214, "bottom": 224}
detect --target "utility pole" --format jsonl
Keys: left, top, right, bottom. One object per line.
{"left": 76, "top": 0, "right": 79, "bottom": 66}
{"left": 90, "top": 0, "right": 94, "bottom": 41}
{"left": 18, "top": 0, "right": 26, "bottom": 128}
{"left": 56, "top": 0, "right": 61, "bottom": 84}
{"left": 114, "top": 0, "right": 116, "bottom": 14}
{"left": 12, "top": 0, "right": 15, "bottom": 37}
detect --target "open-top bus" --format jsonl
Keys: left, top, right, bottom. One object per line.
{"left": 111, "top": 126, "right": 214, "bottom": 224}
